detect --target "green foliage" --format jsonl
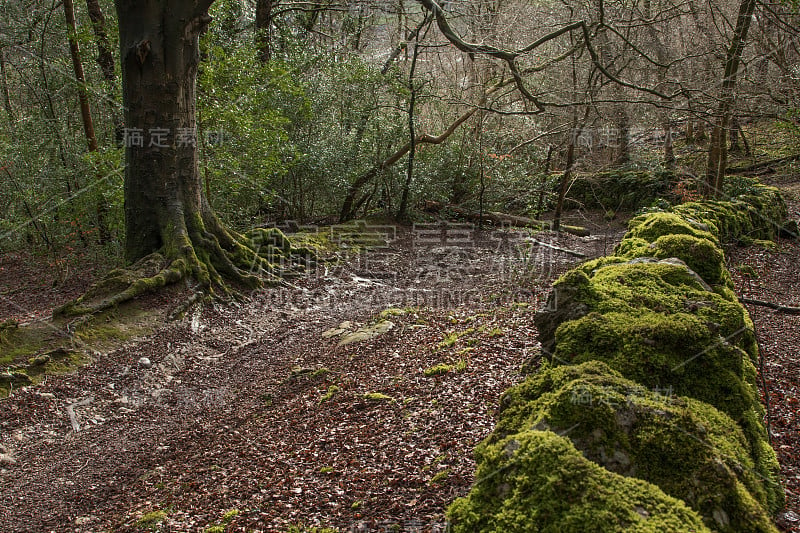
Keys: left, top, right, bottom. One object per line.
{"left": 199, "top": 0, "right": 308, "bottom": 228}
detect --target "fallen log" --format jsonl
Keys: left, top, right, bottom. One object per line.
{"left": 422, "top": 201, "right": 590, "bottom": 236}
{"left": 728, "top": 153, "right": 800, "bottom": 175}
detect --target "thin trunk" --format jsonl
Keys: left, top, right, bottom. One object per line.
{"left": 686, "top": 120, "right": 694, "bottom": 144}
{"left": 85, "top": 0, "right": 115, "bottom": 82}
{"left": 696, "top": 120, "right": 707, "bottom": 142}
{"left": 705, "top": 0, "right": 757, "bottom": 198}
{"left": 664, "top": 120, "right": 675, "bottom": 169}
{"left": 553, "top": 140, "right": 574, "bottom": 232}
{"left": 255, "top": 0, "right": 273, "bottom": 62}
{"left": 0, "top": 48, "right": 14, "bottom": 121}
{"left": 64, "top": 0, "right": 98, "bottom": 152}
{"left": 85, "top": 0, "right": 116, "bottom": 244}
{"left": 398, "top": 36, "right": 421, "bottom": 221}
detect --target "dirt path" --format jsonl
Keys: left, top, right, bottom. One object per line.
{"left": 0, "top": 223, "right": 622, "bottom": 532}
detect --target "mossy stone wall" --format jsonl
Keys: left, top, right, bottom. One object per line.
{"left": 448, "top": 183, "right": 787, "bottom": 531}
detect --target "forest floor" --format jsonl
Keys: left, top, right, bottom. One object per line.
{"left": 0, "top": 185, "right": 798, "bottom": 532}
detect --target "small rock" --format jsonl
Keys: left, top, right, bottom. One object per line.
{"left": 38, "top": 392, "right": 55, "bottom": 399}
{"left": 138, "top": 357, "right": 152, "bottom": 369}
{"left": 0, "top": 454, "right": 16, "bottom": 466}
{"left": 74, "top": 515, "right": 97, "bottom": 526}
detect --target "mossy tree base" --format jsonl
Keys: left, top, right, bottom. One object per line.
{"left": 54, "top": 217, "right": 313, "bottom": 318}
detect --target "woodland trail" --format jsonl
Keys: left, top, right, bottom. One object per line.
{"left": 0, "top": 220, "right": 622, "bottom": 532}
{"left": 1, "top": 196, "right": 798, "bottom": 532}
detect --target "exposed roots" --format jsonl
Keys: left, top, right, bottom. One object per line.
{"left": 54, "top": 223, "right": 314, "bottom": 319}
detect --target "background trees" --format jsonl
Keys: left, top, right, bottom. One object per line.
{"left": 0, "top": 0, "right": 798, "bottom": 267}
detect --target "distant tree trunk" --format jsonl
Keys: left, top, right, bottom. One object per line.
{"left": 397, "top": 35, "right": 421, "bottom": 221}
{"left": 64, "top": 0, "right": 98, "bottom": 152}
{"left": 85, "top": 0, "right": 116, "bottom": 244}
{"left": 255, "top": 0, "right": 273, "bottom": 62}
{"left": 686, "top": 119, "right": 694, "bottom": 144}
{"left": 696, "top": 120, "right": 707, "bottom": 143}
{"left": 664, "top": 120, "right": 675, "bottom": 169}
{"left": 729, "top": 117, "right": 749, "bottom": 155}
{"left": 553, "top": 138, "right": 574, "bottom": 232}
{"left": 615, "top": 111, "right": 630, "bottom": 166}
{"left": 705, "top": 0, "right": 757, "bottom": 198}
{"left": 85, "top": 0, "right": 116, "bottom": 82}
{"left": 0, "top": 47, "right": 13, "bottom": 121}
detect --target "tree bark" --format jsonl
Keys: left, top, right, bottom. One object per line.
{"left": 113, "top": 0, "right": 299, "bottom": 293}
{"left": 663, "top": 120, "right": 675, "bottom": 169}
{"left": 704, "top": 0, "right": 757, "bottom": 198}
{"left": 0, "top": 48, "right": 13, "bottom": 121}
{"left": 397, "top": 34, "right": 421, "bottom": 221}
{"left": 255, "top": 0, "right": 273, "bottom": 62}
{"left": 85, "top": 0, "right": 115, "bottom": 83}
{"left": 64, "top": 0, "right": 98, "bottom": 152}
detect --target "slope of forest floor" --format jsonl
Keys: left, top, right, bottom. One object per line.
{"left": 0, "top": 191, "right": 798, "bottom": 532}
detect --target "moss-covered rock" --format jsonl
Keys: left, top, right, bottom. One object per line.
{"left": 625, "top": 234, "right": 729, "bottom": 287}
{"left": 565, "top": 170, "right": 677, "bottom": 211}
{"left": 627, "top": 212, "right": 720, "bottom": 245}
{"left": 455, "top": 179, "right": 785, "bottom": 530}
{"left": 489, "top": 362, "right": 781, "bottom": 530}
{"left": 447, "top": 429, "right": 711, "bottom": 533}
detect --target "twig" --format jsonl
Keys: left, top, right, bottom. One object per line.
{"left": 528, "top": 238, "right": 587, "bottom": 258}
{"left": 740, "top": 297, "right": 800, "bottom": 315}
{"left": 66, "top": 396, "right": 94, "bottom": 433}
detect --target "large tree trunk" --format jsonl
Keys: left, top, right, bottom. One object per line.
{"left": 55, "top": 0, "right": 307, "bottom": 316}
{"left": 117, "top": 0, "right": 214, "bottom": 263}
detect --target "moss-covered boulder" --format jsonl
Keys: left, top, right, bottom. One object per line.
{"left": 627, "top": 212, "right": 720, "bottom": 245}
{"left": 672, "top": 187, "right": 786, "bottom": 243}
{"left": 447, "top": 429, "right": 711, "bottom": 533}
{"left": 489, "top": 362, "right": 782, "bottom": 529}
{"left": 619, "top": 234, "right": 729, "bottom": 287}
{"left": 536, "top": 260, "right": 761, "bottom": 415}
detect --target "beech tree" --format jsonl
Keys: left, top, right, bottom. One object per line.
{"left": 58, "top": 0, "right": 308, "bottom": 315}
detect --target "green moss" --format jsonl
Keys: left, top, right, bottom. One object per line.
{"left": 447, "top": 430, "right": 711, "bottom": 533}
{"left": 319, "top": 385, "right": 340, "bottom": 404}
{"left": 363, "top": 392, "right": 394, "bottom": 402}
{"left": 136, "top": 510, "right": 167, "bottom": 530}
{"left": 540, "top": 260, "right": 762, "bottom": 433}
{"left": 379, "top": 307, "right": 418, "bottom": 318}
{"left": 429, "top": 468, "right": 450, "bottom": 485}
{"left": 490, "top": 362, "right": 779, "bottom": 531}
{"left": 644, "top": 234, "right": 728, "bottom": 286}
{"left": 424, "top": 363, "right": 452, "bottom": 377}
{"left": 627, "top": 212, "right": 719, "bottom": 245}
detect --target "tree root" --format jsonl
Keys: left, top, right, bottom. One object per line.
{"left": 54, "top": 225, "right": 314, "bottom": 319}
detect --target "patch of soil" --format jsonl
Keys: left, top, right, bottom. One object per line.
{"left": 0, "top": 250, "right": 117, "bottom": 324}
